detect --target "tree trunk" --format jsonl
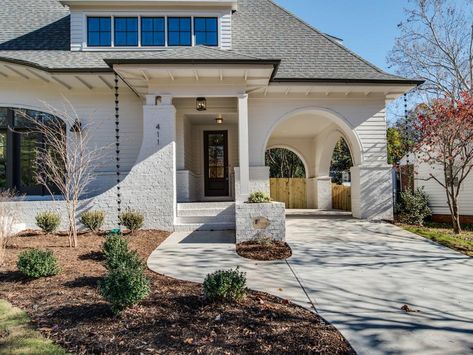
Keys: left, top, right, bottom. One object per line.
{"left": 451, "top": 198, "right": 462, "bottom": 234}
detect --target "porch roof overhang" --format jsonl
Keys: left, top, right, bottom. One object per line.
{"left": 106, "top": 59, "right": 279, "bottom": 98}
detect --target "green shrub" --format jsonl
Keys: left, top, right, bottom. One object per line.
{"left": 119, "top": 210, "right": 144, "bottom": 233}
{"left": 80, "top": 210, "right": 105, "bottom": 233}
{"left": 99, "top": 267, "right": 151, "bottom": 314}
{"left": 17, "top": 249, "right": 60, "bottom": 278}
{"left": 102, "top": 233, "right": 143, "bottom": 271}
{"left": 248, "top": 191, "right": 271, "bottom": 204}
{"left": 203, "top": 268, "right": 247, "bottom": 302}
{"left": 35, "top": 211, "right": 61, "bottom": 234}
{"left": 396, "top": 188, "right": 432, "bottom": 226}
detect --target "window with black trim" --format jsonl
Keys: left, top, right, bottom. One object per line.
{"left": 0, "top": 108, "right": 65, "bottom": 195}
{"left": 114, "top": 17, "right": 138, "bottom": 46}
{"left": 87, "top": 17, "right": 112, "bottom": 47}
{"left": 194, "top": 17, "right": 218, "bottom": 46}
{"left": 168, "top": 17, "right": 192, "bottom": 46}
{"left": 141, "top": 17, "right": 165, "bottom": 46}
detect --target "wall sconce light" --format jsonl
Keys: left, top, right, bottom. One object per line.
{"left": 69, "top": 119, "right": 82, "bottom": 133}
{"left": 196, "top": 97, "right": 207, "bottom": 111}
{"left": 215, "top": 114, "right": 224, "bottom": 124}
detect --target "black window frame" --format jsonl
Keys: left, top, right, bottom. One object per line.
{"left": 114, "top": 17, "right": 139, "bottom": 47}
{"left": 0, "top": 108, "right": 65, "bottom": 196}
{"left": 194, "top": 17, "right": 218, "bottom": 46}
{"left": 87, "top": 16, "right": 112, "bottom": 47}
{"left": 141, "top": 17, "right": 166, "bottom": 47}
{"left": 167, "top": 17, "right": 192, "bottom": 46}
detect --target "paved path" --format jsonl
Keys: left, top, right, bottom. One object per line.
{"left": 148, "top": 217, "right": 473, "bottom": 355}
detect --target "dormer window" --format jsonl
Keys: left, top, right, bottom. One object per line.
{"left": 114, "top": 17, "right": 138, "bottom": 46}
{"left": 87, "top": 17, "right": 112, "bottom": 47}
{"left": 168, "top": 17, "right": 192, "bottom": 46}
{"left": 141, "top": 17, "right": 165, "bottom": 46}
{"left": 195, "top": 17, "right": 218, "bottom": 46}
{"left": 85, "top": 15, "right": 219, "bottom": 48}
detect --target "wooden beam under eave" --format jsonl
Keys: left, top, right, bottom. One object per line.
{"left": 51, "top": 76, "right": 72, "bottom": 90}
{"left": 98, "top": 75, "right": 113, "bottom": 90}
{"left": 74, "top": 75, "right": 94, "bottom": 90}
{"left": 25, "top": 68, "right": 50, "bottom": 83}
{"left": 4, "top": 64, "right": 30, "bottom": 79}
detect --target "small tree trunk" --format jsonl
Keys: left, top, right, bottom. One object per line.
{"left": 451, "top": 198, "right": 462, "bottom": 234}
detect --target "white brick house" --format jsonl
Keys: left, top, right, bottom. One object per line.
{"left": 0, "top": 0, "right": 422, "bottom": 232}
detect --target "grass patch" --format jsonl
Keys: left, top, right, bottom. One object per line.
{"left": 402, "top": 223, "right": 473, "bottom": 257}
{"left": 0, "top": 300, "right": 67, "bottom": 355}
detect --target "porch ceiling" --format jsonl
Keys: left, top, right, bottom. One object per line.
{"left": 270, "top": 113, "right": 335, "bottom": 139}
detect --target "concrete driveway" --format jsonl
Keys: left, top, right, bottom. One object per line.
{"left": 148, "top": 216, "right": 473, "bottom": 355}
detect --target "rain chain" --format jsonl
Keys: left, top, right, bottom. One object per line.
{"left": 114, "top": 73, "right": 122, "bottom": 227}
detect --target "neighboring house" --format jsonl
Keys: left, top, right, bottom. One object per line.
{"left": 0, "top": 0, "right": 422, "bottom": 232}
{"left": 400, "top": 154, "right": 473, "bottom": 223}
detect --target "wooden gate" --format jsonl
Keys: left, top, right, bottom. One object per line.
{"left": 332, "top": 184, "right": 351, "bottom": 211}
{"left": 270, "top": 178, "right": 307, "bottom": 209}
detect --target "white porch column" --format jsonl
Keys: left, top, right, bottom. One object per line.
{"left": 122, "top": 94, "right": 176, "bottom": 231}
{"left": 238, "top": 93, "right": 250, "bottom": 200}
{"left": 315, "top": 176, "right": 332, "bottom": 210}
{"left": 351, "top": 165, "right": 393, "bottom": 220}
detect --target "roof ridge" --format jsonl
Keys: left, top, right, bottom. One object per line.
{"left": 264, "top": 0, "right": 395, "bottom": 77}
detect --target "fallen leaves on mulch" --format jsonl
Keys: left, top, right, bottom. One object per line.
{"left": 0, "top": 230, "right": 354, "bottom": 354}
{"left": 236, "top": 240, "right": 292, "bottom": 261}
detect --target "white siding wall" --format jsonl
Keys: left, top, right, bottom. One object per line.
{"left": 415, "top": 161, "right": 473, "bottom": 216}
{"left": 70, "top": 11, "right": 84, "bottom": 51}
{"left": 220, "top": 11, "right": 232, "bottom": 50}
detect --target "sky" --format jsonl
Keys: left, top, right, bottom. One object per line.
{"left": 273, "top": 0, "right": 411, "bottom": 73}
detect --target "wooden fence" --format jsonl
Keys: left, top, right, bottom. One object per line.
{"left": 270, "top": 178, "right": 307, "bottom": 209}
{"left": 332, "top": 184, "right": 351, "bottom": 211}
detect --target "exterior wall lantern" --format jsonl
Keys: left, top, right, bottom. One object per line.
{"left": 196, "top": 97, "right": 207, "bottom": 111}
{"left": 215, "top": 113, "right": 224, "bottom": 124}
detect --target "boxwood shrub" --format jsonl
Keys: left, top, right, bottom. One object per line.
{"left": 17, "top": 249, "right": 60, "bottom": 278}
{"left": 80, "top": 210, "right": 105, "bottom": 233}
{"left": 203, "top": 268, "right": 247, "bottom": 302}
{"left": 35, "top": 211, "right": 61, "bottom": 234}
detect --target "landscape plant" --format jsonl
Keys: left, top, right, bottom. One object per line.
{"left": 248, "top": 191, "right": 271, "bottom": 203}
{"left": 203, "top": 268, "right": 247, "bottom": 302}
{"left": 414, "top": 92, "right": 473, "bottom": 233}
{"left": 17, "top": 249, "right": 60, "bottom": 278}
{"left": 0, "top": 189, "right": 20, "bottom": 266}
{"left": 80, "top": 210, "right": 105, "bottom": 233}
{"left": 35, "top": 211, "right": 61, "bottom": 234}
{"left": 20, "top": 102, "right": 107, "bottom": 248}
{"left": 395, "top": 188, "right": 432, "bottom": 226}
{"left": 119, "top": 210, "right": 144, "bottom": 233}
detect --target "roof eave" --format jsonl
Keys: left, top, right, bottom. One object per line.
{"left": 272, "top": 77, "right": 425, "bottom": 86}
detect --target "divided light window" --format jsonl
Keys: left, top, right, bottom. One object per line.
{"left": 87, "top": 17, "right": 112, "bottom": 47}
{"left": 168, "top": 17, "right": 192, "bottom": 46}
{"left": 194, "top": 17, "right": 218, "bottom": 46}
{"left": 114, "top": 17, "right": 138, "bottom": 46}
{"left": 141, "top": 17, "right": 165, "bottom": 46}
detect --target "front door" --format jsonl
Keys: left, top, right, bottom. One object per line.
{"left": 204, "top": 130, "right": 229, "bottom": 197}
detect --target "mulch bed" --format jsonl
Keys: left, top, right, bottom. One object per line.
{"left": 0, "top": 231, "right": 354, "bottom": 354}
{"left": 237, "top": 240, "right": 293, "bottom": 261}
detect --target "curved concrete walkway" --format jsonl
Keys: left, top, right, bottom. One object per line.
{"left": 148, "top": 217, "right": 473, "bottom": 355}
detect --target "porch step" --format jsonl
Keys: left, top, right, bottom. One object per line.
{"left": 175, "top": 202, "right": 236, "bottom": 232}
{"left": 174, "top": 222, "right": 236, "bottom": 232}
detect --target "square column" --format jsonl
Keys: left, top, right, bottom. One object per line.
{"left": 238, "top": 94, "right": 250, "bottom": 200}
{"left": 351, "top": 165, "right": 393, "bottom": 220}
{"left": 122, "top": 95, "right": 177, "bottom": 231}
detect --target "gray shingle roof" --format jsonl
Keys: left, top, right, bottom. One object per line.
{"left": 0, "top": 0, "right": 418, "bottom": 83}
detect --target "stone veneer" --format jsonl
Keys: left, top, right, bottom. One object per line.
{"left": 235, "top": 202, "right": 286, "bottom": 243}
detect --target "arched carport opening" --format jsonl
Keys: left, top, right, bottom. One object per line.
{"left": 265, "top": 146, "right": 308, "bottom": 209}
{"left": 263, "top": 107, "right": 362, "bottom": 212}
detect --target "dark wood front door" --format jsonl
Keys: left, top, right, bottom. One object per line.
{"left": 204, "top": 130, "right": 229, "bottom": 197}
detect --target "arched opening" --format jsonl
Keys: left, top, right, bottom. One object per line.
{"left": 0, "top": 107, "right": 65, "bottom": 195}
{"left": 263, "top": 107, "right": 362, "bottom": 212}
{"left": 265, "top": 147, "right": 307, "bottom": 178}
{"left": 330, "top": 137, "right": 354, "bottom": 185}
{"left": 265, "top": 147, "right": 307, "bottom": 209}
